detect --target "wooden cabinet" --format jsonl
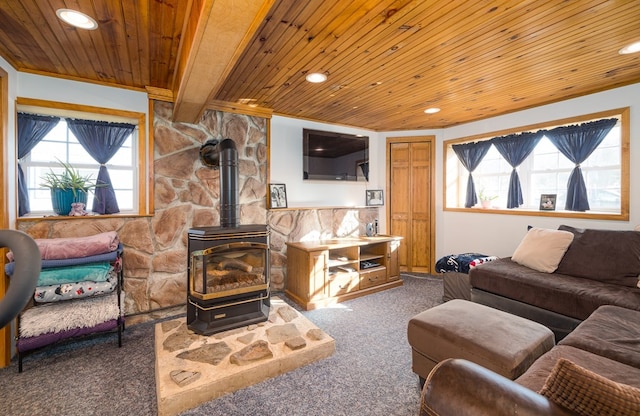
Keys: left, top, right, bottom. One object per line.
{"left": 285, "top": 236, "right": 402, "bottom": 310}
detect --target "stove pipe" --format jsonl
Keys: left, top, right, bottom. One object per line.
{"left": 200, "top": 138, "right": 239, "bottom": 228}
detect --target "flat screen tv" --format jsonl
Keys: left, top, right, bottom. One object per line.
{"left": 303, "top": 128, "right": 369, "bottom": 181}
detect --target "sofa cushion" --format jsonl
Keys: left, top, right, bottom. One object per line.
{"left": 511, "top": 228, "right": 574, "bottom": 273}
{"left": 559, "top": 305, "right": 640, "bottom": 369}
{"left": 557, "top": 225, "right": 640, "bottom": 288}
{"left": 516, "top": 345, "right": 640, "bottom": 393}
{"left": 539, "top": 358, "right": 640, "bottom": 416}
{"left": 470, "top": 258, "right": 640, "bottom": 320}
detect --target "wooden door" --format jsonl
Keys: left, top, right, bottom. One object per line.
{"left": 0, "top": 68, "right": 10, "bottom": 367}
{"left": 387, "top": 136, "right": 435, "bottom": 273}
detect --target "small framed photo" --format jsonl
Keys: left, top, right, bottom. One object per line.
{"left": 269, "top": 183, "right": 288, "bottom": 209}
{"left": 539, "top": 194, "right": 557, "bottom": 211}
{"left": 366, "top": 190, "right": 384, "bottom": 206}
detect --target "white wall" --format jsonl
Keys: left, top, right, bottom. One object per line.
{"left": 17, "top": 73, "right": 148, "bottom": 113}
{"left": 270, "top": 115, "right": 383, "bottom": 207}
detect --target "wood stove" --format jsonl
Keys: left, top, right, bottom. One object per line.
{"left": 187, "top": 225, "right": 270, "bottom": 335}
{"left": 186, "top": 137, "right": 270, "bottom": 335}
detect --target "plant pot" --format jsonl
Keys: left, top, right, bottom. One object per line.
{"left": 51, "top": 189, "right": 88, "bottom": 215}
{"left": 481, "top": 199, "right": 493, "bottom": 209}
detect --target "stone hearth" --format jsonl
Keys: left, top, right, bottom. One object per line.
{"left": 155, "top": 297, "right": 335, "bottom": 416}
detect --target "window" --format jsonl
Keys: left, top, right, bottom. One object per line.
{"left": 444, "top": 108, "right": 629, "bottom": 220}
{"left": 16, "top": 98, "right": 148, "bottom": 218}
{"left": 21, "top": 119, "right": 136, "bottom": 214}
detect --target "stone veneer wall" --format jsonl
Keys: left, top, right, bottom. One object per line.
{"left": 17, "top": 101, "right": 268, "bottom": 317}
{"left": 16, "top": 101, "right": 381, "bottom": 319}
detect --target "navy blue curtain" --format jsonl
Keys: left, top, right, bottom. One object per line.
{"left": 491, "top": 131, "right": 544, "bottom": 208}
{"left": 452, "top": 141, "right": 493, "bottom": 208}
{"left": 17, "top": 113, "right": 60, "bottom": 216}
{"left": 545, "top": 118, "right": 618, "bottom": 211}
{"left": 67, "top": 119, "right": 135, "bottom": 214}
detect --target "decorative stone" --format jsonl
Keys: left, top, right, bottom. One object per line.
{"left": 236, "top": 333, "right": 255, "bottom": 345}
{"left": 176, "top": 342, "right": 232, "bottom": 366}
{"left": 247, "top": 324, "right": 258, "bottom": 331}
{"left": 155, "top": 124, "right": 194, "bottom": 156}
{"left": 152, "top": 249, "right": 187, "bottom": 273}
{"left": 277, "top": 306, "right": 298, "bottom": 323}
{"left": 307, "top": 328, "right": 326, "bottom": 341}
{"left": 170, "top": 370, "right": 201, "bottom": 387}
{"left": 161, "top": 320, "right": 182, "bottom": 333}
{"left": 163, "top": 329, "right": 200, "bottom": 352}
{"left": 229, "top": 340, "right": 273, "bottom": 365}
{"left": 285, "top": 336, "right": 307, "bottom": 350}
{"left": 266, "top": 323, "right": 301, "bottom": 344}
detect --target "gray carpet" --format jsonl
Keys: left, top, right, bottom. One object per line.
{"left": 0, "top": 274, "right": 443, "bottom": 416}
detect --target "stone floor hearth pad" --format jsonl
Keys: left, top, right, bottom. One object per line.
{"left": 154, "top": 297, "right": 336, "bottom": 416}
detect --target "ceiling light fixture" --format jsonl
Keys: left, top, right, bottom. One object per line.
{"left": 306, "top": 72, "right": 327, "bottom": 83}
{"left": 56, "top": 9, "right": 98, "bottom": 30}
{"left": 424, "top": 107, "right": 441, "bottom": 114}
{"left": 619, "top": 40, "right": 640, "bottom": 55}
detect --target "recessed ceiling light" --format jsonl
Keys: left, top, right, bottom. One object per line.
{"left": 424, "top": 107, "right": 441, "bottom": 114}
{"left": 619, "top": 40, "right": 640, "bottom": 55}
{"left": 306, "top": 73, "right": 327, "bottom": 83}
{"left": 56, "top": 9, "right": 98, "bottom": 30}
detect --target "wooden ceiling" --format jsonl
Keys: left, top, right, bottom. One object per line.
{"left": 0, "top": 1, "right": 639, "bottom": 131}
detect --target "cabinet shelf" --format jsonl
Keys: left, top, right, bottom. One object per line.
{"left": 285, "top": 236, "right": 402, "bottom": 310}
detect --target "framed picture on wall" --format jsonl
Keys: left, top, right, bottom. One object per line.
{"left": 269, "top": 184, "right": 288, "bottom": 209}
{"left": 539, "top": 194, "right": 557, "bottom": 211}
{"left": 366, "top": 190, "right": 384, "bottom": 206}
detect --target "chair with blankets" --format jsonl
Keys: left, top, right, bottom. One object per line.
{"left": 4, "top": 231, "right": 124, "bottom": 372}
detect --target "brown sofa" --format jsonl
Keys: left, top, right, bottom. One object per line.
{"left": 470, "top": 226, "right": 640, "bottom": 340}
{"left": 420, "top": 304, "right": 640, "bottom": 415}
{"left": 419, "top": 226, "right": 640, "bottom": 415}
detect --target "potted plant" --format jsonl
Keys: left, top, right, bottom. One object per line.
{"left": 40, "top": 160, "right": 99, "bottom": 215}
{"left": 478, "top": 189, "right": 498, "bottom": 209}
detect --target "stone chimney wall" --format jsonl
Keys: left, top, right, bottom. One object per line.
{"left": 17, "top": 101, "right": 268, "bottom": 317}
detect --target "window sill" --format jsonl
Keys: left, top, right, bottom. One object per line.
{"left": 17, "top": 213, "right": 152, "bottom": 222}
{"left": 443, "top": 206, "right": 628, "bottom": 221}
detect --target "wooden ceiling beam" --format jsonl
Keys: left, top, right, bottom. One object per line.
{"left": 171, "top": 0, "right": 276, "bottom": 123}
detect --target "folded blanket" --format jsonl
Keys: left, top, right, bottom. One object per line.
{"left": 4, "top": 244, "right": 122, "bottom": 275}
{"left": 34, "top": 272, "right": 118, "bottom": 303}
{"left": 17, "top": 319, "right": 120, "bottom": 353}
{"left": 19, "top": 291, "right": 122, "bottom": 338}
{"left": 6, "top": 231, "right": 119, "bottom": 262}
{"left": 435, "top": 253, "right": 499, "bottom": 274}
{"left": 37, "top": 263, "right": 113, "bottom": 286}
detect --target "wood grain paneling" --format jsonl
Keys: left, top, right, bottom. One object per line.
{"left": 0, "top": 1, "right": 639, "bottom": 129}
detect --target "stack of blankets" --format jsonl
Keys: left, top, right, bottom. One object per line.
{"left": 5, "top": 231, "right": 123, "bottom": 353}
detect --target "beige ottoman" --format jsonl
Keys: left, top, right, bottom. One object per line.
{"left": 408, "top": 299, "right": 555, "bottom": 384}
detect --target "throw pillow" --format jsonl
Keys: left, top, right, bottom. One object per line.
{"left": 540, "top": 358, "right": 640, "bottom": 416}
{"left": 511, "top": 227, "right": 574, "bottom": 273}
